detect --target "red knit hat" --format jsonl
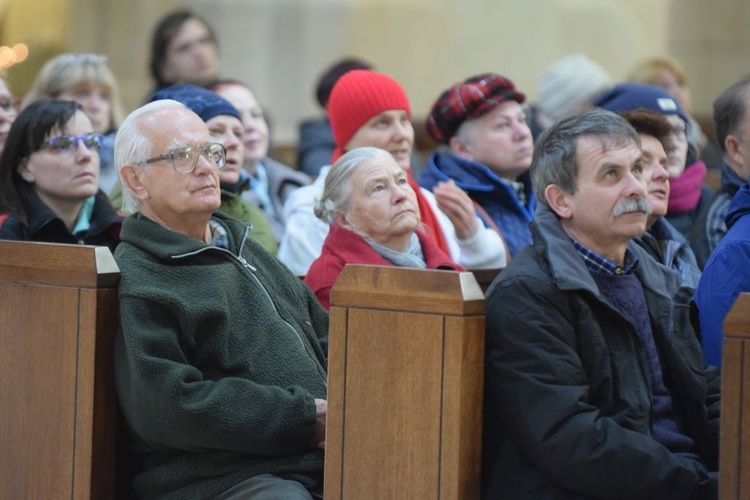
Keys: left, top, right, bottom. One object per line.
{"left": 327, "top": 69, "right": 412, "bottom": 163}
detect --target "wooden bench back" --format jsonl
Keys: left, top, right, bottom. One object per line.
{"left": 0, "top": 241, "right": 120, "bottom": 500}
{"left": 720, "top": 292, "right": 750, "bottom": 499}
{"left": 325, "top": 265, "right": 485, "bottom": 499}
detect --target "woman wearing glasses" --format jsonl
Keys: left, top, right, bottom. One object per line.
{"left": 22, "top": 53, "right": 126, "bottom": 194}
{"left": 0, "top": 99, "right": 123, "bottom": 250}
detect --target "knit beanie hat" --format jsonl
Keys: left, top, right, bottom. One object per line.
{"left": 592, "top": 83, "right": 689, "bottom": 124}
{"left": 426, "top": 73, "right": 525, "bottom": 144}
{"left": 327, "top": 70, "right": 411, "bottom": 163}
{"left": 148, "top": 83, "right": 240, "bottom": 123}
{"left": 537, "top": 54, "right": 612, "bottom": 122}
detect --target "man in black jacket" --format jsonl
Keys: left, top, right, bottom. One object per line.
{"left": 482, "top": 109, "right": 720, "bottom": 500}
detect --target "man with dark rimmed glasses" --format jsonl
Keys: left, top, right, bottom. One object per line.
{"left": 114, "top": 99, "right": 328, "bottom": 499}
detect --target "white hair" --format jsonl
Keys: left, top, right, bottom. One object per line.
{"left": 315, "top": 146, "right": 395, "bottom": 223}
{"left": 115, "top": 99, "right": 188, "bottom": 214}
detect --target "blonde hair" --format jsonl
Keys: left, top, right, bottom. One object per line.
{"left": 627, "top": 56, "right": 688, "bottom": 87}
{"left": 21, "top": 53, "right": 125, "bottom": 130}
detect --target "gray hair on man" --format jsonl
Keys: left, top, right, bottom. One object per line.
{"left": 530, "top": 108, "right": 641, "bottom": 207}
{"left": 314, "top": 146, "right": 395, "bottom": 223}
{"left": 115, "top": 99, "right": 188, "bottom": 214}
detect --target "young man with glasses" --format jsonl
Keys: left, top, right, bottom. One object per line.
{"left": 114, "top": 99, "right": 328, "bottom": 499}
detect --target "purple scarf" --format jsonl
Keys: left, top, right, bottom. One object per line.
{"left": 668, "top": 161, "right": 706, "bottom": 214}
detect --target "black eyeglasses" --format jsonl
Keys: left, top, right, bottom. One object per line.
{"left": 0, "top": 96, "right": 19, "bottom": 114}
{"left": 141, "top": 143, "right": 226, "bottom": 173}
{"left": 39, "top": 134, "right": 104, "bottom": 153}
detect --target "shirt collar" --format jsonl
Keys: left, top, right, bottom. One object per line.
{"left": 72, "top": 196, "right": 96, "bottom": 237}
{"left": 208, "top": 217, "right": 229, "bottom": 249}
{"left": 571, "top": 238, "right": 638, "bottom": 275}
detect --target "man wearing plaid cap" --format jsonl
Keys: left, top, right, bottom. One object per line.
{"left": 420, "top": 73, "right": 536, "bottom": 258}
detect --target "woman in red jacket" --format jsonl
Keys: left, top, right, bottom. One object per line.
{"left": 304, "top": 146, "right": 463, "bottom": 309}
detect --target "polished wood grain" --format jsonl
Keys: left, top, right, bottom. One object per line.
{"left": 0, "top": 241, "right": 119, "bottom": 499}
{"left": 325, "top": 265, "right": 485, "bottom": 499}
{"left": 720, "top": 293, "right": 750, "bottom": 499}
{"left": 0, "top": 240, "right": 119, "bottom": 288}
{"left": 329, "top": 265, "right": 485, "bottom": 316}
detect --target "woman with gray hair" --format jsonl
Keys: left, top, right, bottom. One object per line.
{"left": 303, "top": 146, "right": 463, "bottom": 309}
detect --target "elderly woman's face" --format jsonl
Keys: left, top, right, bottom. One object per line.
{"left": 344, "top": 110, "right": 414, "bottom": 170}
{"left": 338, "top": 155, "right": 420, "bottom": 252}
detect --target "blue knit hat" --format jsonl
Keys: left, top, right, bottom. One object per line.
{"left": 148, "top": 83, "right": 240, "bottom": 123}
{"left": 593, "top": 83, "right": 688, "bottom": 124}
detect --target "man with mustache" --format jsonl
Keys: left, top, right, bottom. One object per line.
{"left": 113, "top": 100, "right": 329, "bottom": 499}
{"left": 482, "top": 109, "right": 720, "bottom": 500}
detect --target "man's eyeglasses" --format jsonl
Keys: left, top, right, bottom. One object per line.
{"left": 40, "top": 134, "right": 104, "bottom": 153}
{"left": 0, "top": 96, "right": 19, "bottom": 114}
{"left": 141, "top": 143, "right": 226, "bottom": 173}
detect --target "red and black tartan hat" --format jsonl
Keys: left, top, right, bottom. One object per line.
{"left": 426, "top": 73, "right": 525, "bottom": 144}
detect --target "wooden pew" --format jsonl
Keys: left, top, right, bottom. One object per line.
{"left": 720, "top": 292, "right": 750, "bottom": 499}
{"left": 325, "top": 265, "right": 485, "bottom": 499}
{"left": 0, "top": 241, "right": 120, "bottom": 500}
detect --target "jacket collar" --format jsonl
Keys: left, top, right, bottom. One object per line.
{"left": 119, "top": 211, "right": 248, "bottom": 261}
{"left": 19, "top": 185, "right": 122, "bottom": 238}
{"left": 532, "top": 204, "right": 678, "bottom": 299}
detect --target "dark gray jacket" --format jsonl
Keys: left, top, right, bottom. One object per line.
{"left": 482, "top": 205, "right": 720, "bottom": 500}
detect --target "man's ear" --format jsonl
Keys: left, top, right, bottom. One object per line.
{"left": 545, "top": 184, "right": 573, "bottom": 219}
{"left": 449, "top": 135, "right": 473, "bottom": 160}
{"left": 725, "top": 135, "right": 746, "bottom": 172}
{"left": 120, "top": 165, "right": 149, "bottom": 202}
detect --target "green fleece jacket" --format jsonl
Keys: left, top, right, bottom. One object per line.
{"left": 114, "top": 212, "right": 329, "bottom": 500}
{"left": 109, "top": 182, "right": 278, "bottom": 254}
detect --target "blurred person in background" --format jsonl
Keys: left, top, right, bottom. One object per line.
{"left": 209, "top": 79, "right": 311, "bottom": 241}
{"left": 526, "top": 53, "right": 613, "bottom": 140}
{"left": 22, "top": 53, "right": 125, "bottom": 194}
{"left": 149, "top": 9, "right": 220, "bottom": 91}
{"left": 627, "top": 55, "right": 721, "bottom": 171}
{"left": 0, "top": 75, "right": 19, "bottom": 158}
{"left": 296, "top": 57, "right": 373, "bottom": 177}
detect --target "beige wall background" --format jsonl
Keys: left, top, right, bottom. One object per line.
{"left": 1, "top": 0, "right": 749, "bottom": 146}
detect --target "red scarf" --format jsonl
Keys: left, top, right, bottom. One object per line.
{"left": 407, "top": 171, "right": 450, "bottom": 255}
{"left": 668, "top": 161, "right": 706, "bottom": 214}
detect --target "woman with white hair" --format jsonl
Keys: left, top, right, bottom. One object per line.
{"left": 304, "top": 147, "right": 463, "bottom": 309}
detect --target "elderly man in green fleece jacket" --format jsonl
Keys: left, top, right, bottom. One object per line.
{"left": 113, "top": 98, "right": 329, "bottom": 500}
